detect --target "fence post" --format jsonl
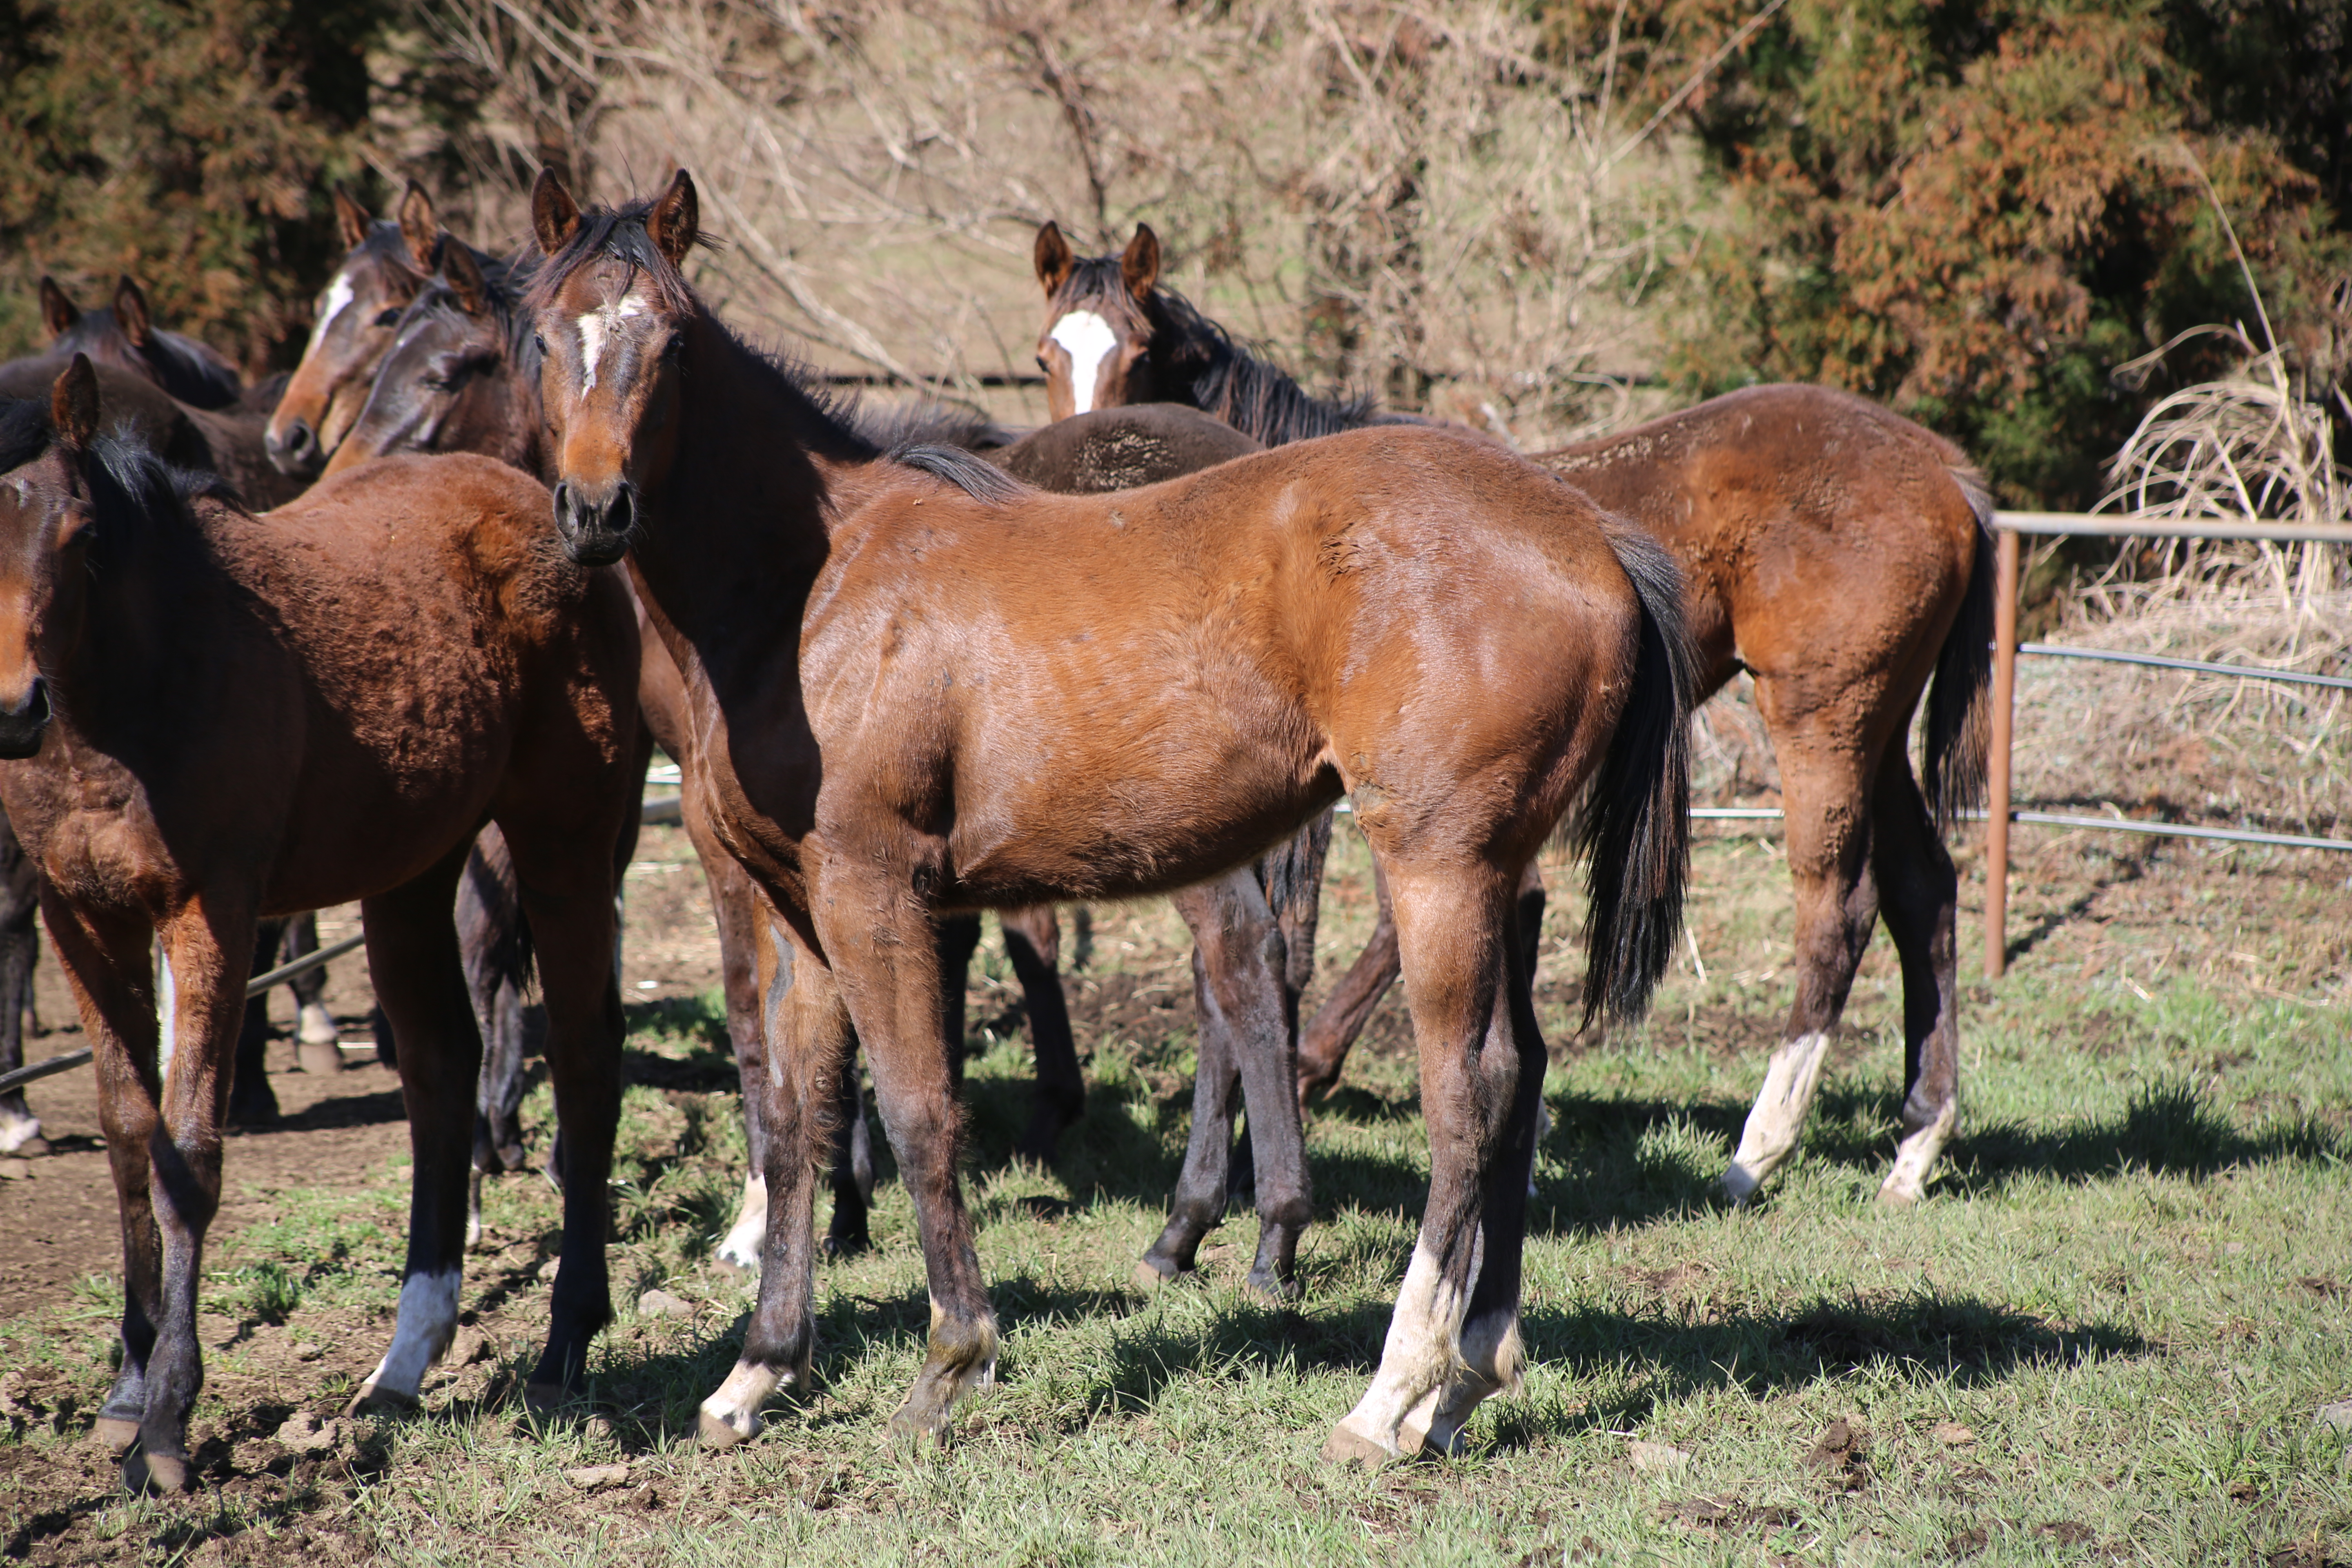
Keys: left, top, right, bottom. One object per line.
{"left": 1983, "top": 528, "right": 2020, "bottom": 978}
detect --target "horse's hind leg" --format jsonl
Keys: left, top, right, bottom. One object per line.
{"left": 1719, "top": 738, "right": 1880, "bottom": 1205}
{"left": 459, "top": 830, "right": 532, "bottom": 1250}
{"left": 1000, "top": 904, "right": 1082, "bottom": 1162}
{"left": 227, "top": 918, "right": 286, "bottom": 1128}
{"left": 349, "top": 850, "right": 481, "bottom": 1415}
{"left": 1327, "top": 861, "right": 1529, "bottom": 1463}
{"left": 1297, "top": 859, "right": 1398, "bottom": 1107}
{"left": 1148, "top": 868, "right": 1308, "bottom": 1301}
{"left": 0, "top": 817, "right": 45, "bottom": 1155}
{"left": 1869, "top": 745, "right": 1960, "bottom": 1205}
{"left": 1294, "top": 839, "right": 1533, "bottom": 1111}
{"left": 282, "top": 912, "right": 339, "bottom": 1059}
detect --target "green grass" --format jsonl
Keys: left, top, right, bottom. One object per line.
{"left": 2, "top": 826, "right": 2348, "bottom": 1565}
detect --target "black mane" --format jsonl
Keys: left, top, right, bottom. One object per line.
{"left": 0, "top": 394, "right": 222, "bottom": 564}
{"left": 1143, "top": 286, "right": 1384, "bottom": 446}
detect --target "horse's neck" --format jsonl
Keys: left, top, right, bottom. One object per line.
{"left": 629, "top": 329, "right": 859, "bottom": 676}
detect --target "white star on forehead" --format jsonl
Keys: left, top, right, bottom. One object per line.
{"left": 575, "top": 290, "right": 650, "bottom": 394}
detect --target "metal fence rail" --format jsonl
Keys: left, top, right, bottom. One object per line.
{"left": 1981, "top": 512, "right": 2352, "bottom": 976}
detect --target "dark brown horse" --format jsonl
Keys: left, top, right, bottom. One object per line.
{"left": 1034, "top": 225, "right": 1994, "bottom": 1207}
{"left": 265, "top": 183, "right": 445, "bottom": 476}
{"left": 524, "top": 171, "right": 1691, "bottom": 1461}
{"left": 0, "top": 359, "right": 640, "bottom": 1491}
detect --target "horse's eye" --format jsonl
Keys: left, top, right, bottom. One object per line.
{"left": 662, "top": 335, "right": 685, "bottom": 360}
{"left": 533, "top": 333, "right": 547, "bottom": 355}
{"left": 373, "top": 308, "right": 403, "bottom": 328}
{"left": 1035, "top": 354, "right": 1048, "bottom": 371}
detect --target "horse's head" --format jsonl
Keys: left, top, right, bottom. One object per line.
{"left": 326, "top": 244, "right": 540, "bottom": 479}
{"left": 525, "top": 167, "right": 702, "bottom": 567}
{"left": 267, "top": 184, "right": 442, "bottom": 477}
{"left": 0, "top": 359, "right": 107, "bottom": 758}
{"left": 1032, "top": 221, "right": 1161, "bottom": 420}
{"left": 38, "top": 276, "right": 243, "bottom": 412}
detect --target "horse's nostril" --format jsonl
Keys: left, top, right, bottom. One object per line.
{"left": 610, "top": 484, "right": 635, "bottom": 535}
{"left": 24, "top": 680, "right": 46, "bottom": 726}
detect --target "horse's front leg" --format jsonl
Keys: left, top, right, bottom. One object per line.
{"left": 100, "top": 896, "right": 254, "bottom": 1492}
{"left": 700, "top": 913, "right": 837, "bottom": 1443}
{"left": 807, "top": 856, "right": 996, "bottom": 1444}
{"left": 348, "top": 849, "right": 482, "bottom": 1415}
{"left": 37, "top": 891, "right": 167, "bottom": 1465}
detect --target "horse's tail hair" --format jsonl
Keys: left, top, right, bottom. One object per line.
{"left": 1575, "top": 523, "right": 1695, "bottom": 1027}
{"left": 1923, "top": 461, "right": 1997, "bottom": 835}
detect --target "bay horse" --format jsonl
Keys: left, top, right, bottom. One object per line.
{"left": 0, "top": 359, "right": 640, "bottom": 1492}
{"left": 524, "top": 170, "right": 1692, "bottom": 1460}
{"left": 265, "top": 183, "right": 445, "bottom": 476}
{"left": 1033, "top": 223, "right": 1995, "bottom": 1207}
{"left": 331, "top": 246, "right": 1298, "bottom": 1276}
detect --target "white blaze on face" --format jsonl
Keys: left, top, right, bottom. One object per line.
{"left": 1049, "top": 310, "right": 1119, "bottom": 414}
{"left": 575, "top": 291, "right": 651, "bottom": 396}
{"left": 307, "top": 270, "right": 357, "bottom": 352}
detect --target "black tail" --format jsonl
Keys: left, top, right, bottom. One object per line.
{"left": 1923, "top": 463, "right": 1996, "bottom": 835}
{"left": 1576, "top": 525, "right": 1696, "bottom": 1027}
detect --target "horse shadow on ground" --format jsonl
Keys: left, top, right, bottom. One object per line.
{"left": 559, "top": 1270, "right": 2145, "bottom": 1455}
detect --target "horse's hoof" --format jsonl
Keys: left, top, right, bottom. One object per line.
{"left": 696, "top": 1406, "right": 757, "bottom": 1447}
{"left": 297, "top": 1040, "right": 343, "bottom": 1076}
{"left": 1321, "top": 1420, "right": 1400, "bottom": 1468}
{"left": 94, "top": 1416, "right": 140, "bottom": 1455}
{"left": 123, "top": 1448, "right": 193, "bottom": 1494}
{"left": 883, "top": 1403, "right": 954, "bottom": 1448}
{"left": 1241, "top": 1273, "right": 1299, "bottom": 1308}
{"left": 1875, "top": 1180, "right": 1923, "bottom": 1209}
{"left": 1131, "top": 1258, "right": 1185, "bottom": 1294}
{"left": 343, "top": 1381, "right": 419, "bottom": 1419}
{"left": 521, "top": 1381, "right": 577, "bottom": 1421}
{"left": 819, "top": 1232, "right": 866, "bottom": 1262}
{"left": 1715, "top": 1165, "right": 1764, "bottom": 1209}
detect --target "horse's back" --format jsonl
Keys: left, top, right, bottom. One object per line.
{"left": 224, "top": 453, "right": 635, "bottom": 904}
{"left": 1538, "top": 384, "right": 1981, "bottom": 687}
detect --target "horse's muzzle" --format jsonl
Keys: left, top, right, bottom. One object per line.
{"left": 0, "top": 679, "right": 52, "bottom": 760}
{"left": 552, "top": 479, "right": 636, "bottom": 567}
{"left": 266, "top": 416, "right": 324, "bottom": 478}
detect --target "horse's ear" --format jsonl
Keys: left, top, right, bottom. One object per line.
{"left": 113, "top": 277, "right": 152, "bottom": 347}
{"left": 37, "top": 277, "right": 78, "bottom": 338}
{"left": 332, "top": 183, "right": 371, "bottom": 250}
{"left": 397, "top": 184, "right": 440, "bottom": 270}
{"left": 51, "top": 356, "right": 98, "bottom": 452}
{"left": 443, "top": 242, "right": 490, "bottom": 316}
{"left": 1034, "top": 222, "right": 1073, "bottom": 296}
{"left": 646, "top": 169, "right": 698, "bottom": 268}
{"left": 532, "top": 169, "right": 581, "bottom": 256}
{"left": 1121, "top": 223, "right": 1160, "bottom": 301}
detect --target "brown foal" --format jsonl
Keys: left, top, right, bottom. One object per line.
{"left": 0, "top": 360, "right": 639, "bottom": 1492}
{"left": 523, "top": 170, "right": 1692, "bottom": 1460}
{"left": 1034, "top": 227, "right": 1994, "bottom": 1206}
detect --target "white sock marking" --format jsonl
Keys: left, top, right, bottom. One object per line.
{"left": 717, "top": 1171, "right": 767, "bottom": 1272}
{"left": 361, "top": 1268, "right": 462, "bottom": 1400}
{"left": 1049, "top": 310, "right": 1118, "bottom": 414}
{"left": 1880, "top": 1096, "right": 1957, "bottom": 1205}
{"left": 297, "top": 1001, "right": 338, "bottom": 1047}
{"left": 700, "top": 1358, "right": 786, "bottom": 1442}
{"left": 1723, "top": 1030, "right": 1833, "bottom": 1201}
{"left": 0, "top": 1107, "right": 41, "bottom": 1154}
{"left": 1332, "top": 1233, "right": 1477, "bottom": 1457}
